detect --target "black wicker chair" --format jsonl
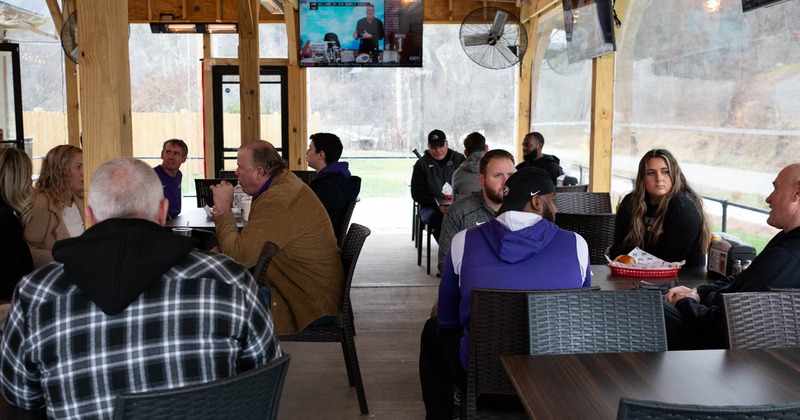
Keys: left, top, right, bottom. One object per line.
{"left": 194, "top": 178, "right": 236, "bottom": 207}
{"left": 555, "top": 184, "right": 588, "bottom": 193}
{"left": 277, "top": 223, "right": 371, "bottom": 414}
{"left": 291, "top": 170, "right": 316, "bottom": 185}
{"left": 112, "top": 354, "right": 291, "bottom": 420}
{"left": 554, "top": 192, "right": 612, "bottom": 214}
{"left": 555, "top": 212, "right": 616, "bottom": 264}
{"left": 527, "top": 290, "right": 667, "bottom": 355}
{"left": 617, "top": 397, "right": 800, "bottom": 420}
{"left": 465, "top": 287, "right": 599, "bottom": 420}
{"left": 338, "top": 197, "right": 360, "bottom": 248}
{"left": 724, "top": 292, "right": 800, "bottom": 349}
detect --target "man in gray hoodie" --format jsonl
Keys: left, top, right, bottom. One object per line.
{"left": 451, "top": 132, "right": 488, "bottom": 197}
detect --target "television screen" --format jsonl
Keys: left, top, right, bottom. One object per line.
{"left": 561, "top": 0, "right": 616, "bottom": 64}
{"left": 299, "top": 0, "right": 423, "bottom": 67}
{"left": 742, "top": 0, "right": 791, "bottom": 11}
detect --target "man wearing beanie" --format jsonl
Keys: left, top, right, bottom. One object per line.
{"left": 411, "top": 129, "right": 466, "bottom": 242}
{"left": 419, "top": 167, "right": 591, "bottom": 419}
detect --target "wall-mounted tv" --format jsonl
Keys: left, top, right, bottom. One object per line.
{"left": 561, "top": 0, "right": 616, "bottom": 64}
{"left": 742, "top": 0, "right": 792, "bottom": 11}
{"left": 298, "top": 0, "right": 424, "bottom": 67}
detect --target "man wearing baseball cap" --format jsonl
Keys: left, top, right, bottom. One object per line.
{"left": 419, "top": 167, "right": 591, "bottom": 419}
{"left": 411, "top": 129, "right": 466, "bottom": 242}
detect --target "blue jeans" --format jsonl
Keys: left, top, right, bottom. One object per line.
{"left": 419, "top": 205, "right": 444, "bottom": 243}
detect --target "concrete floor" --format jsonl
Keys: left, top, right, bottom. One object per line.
{"left": 277, "top": 231, "right": 440, "bottom": 419}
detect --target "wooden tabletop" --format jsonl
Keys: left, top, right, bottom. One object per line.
{"left": 502, "top": 348, "right": 800, "bottom": 419}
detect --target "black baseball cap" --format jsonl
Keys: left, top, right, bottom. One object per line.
{"left": 427, "top": 129, "right": 446, "bottom": 147}
{"left": 497, "top": 167, "right": 555, "bottom": 214}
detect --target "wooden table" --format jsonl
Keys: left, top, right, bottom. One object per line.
{"left": 590, "top": 264, "right": 717, "bottom": 291}
{"left": 166, "top": 207, "right": 244, "bottom": 230}
{"left": 502, "top": 348, "right": 800, "bottom": 419}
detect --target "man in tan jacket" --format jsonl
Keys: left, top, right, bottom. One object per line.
{"left": 210, "top": 140, "right": 344, "bottom": 335}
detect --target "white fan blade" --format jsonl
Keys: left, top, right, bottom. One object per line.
{"left": 463, "top": 34, "right": 490, "bottom": 46}
{"left": 490, "top": 11, "right": 509, "bottom": 38}
{"left": 497, "top": 43, "right": 517, "bottom": 64}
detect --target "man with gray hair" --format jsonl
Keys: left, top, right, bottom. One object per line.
{"left": 0, "top": 158, "right": 281, "bottom": 418}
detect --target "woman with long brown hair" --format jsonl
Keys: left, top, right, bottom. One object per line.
{"left": 0, "top": 147, "right": 34, "bottom": 298}
{"left": 609, "top": 149, "right": 711, "bottom": 266}
{"left": 25, "top": 144, "right": 85, "bottom": 267}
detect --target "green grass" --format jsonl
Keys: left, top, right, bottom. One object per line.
{"left": 347, "top": 157, "right": 416, "bottom": 197}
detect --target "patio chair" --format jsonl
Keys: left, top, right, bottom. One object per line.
{"left": 554, "top": 192, "right": 612, "bottom": 214}
{"left": 338, "top": 197, "right": 360, "bottom": 248}
{"left": 194, "top": 178, "right": 236, "bottom": 208}
{"left": 555, "top": 184, "right": 588, "bottom": 193}
{"left": 616, "top": 397, "right": 800, "bottom": 420}
{"left": 278, "top": 223, "right": 371, "bottom": 414}
{"left": 112, "top": 354, "right": 291, "bottom": 420}
{"left": 291, "top": 170, "right": 316, "bottom": 185}
{"left": 528, "top": 290, "right": 667, "bottom": 355}
{"left": 555, "top": 212, "right": 616, "bottom": 264}
{"left": 724, "top": 292, "right": 800, "bottom": 349}
{"left": 465, "top": 287, "right": 599, "bottom": 420}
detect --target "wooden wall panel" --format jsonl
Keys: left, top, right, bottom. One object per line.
{"left": 129, "top": 0, "right": 283, "bottom": 23}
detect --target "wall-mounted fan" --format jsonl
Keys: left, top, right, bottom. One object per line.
{"left": 459, "top": 7, "right": 528, "bottom": 70}
{"left": 60, "top": 11, "right": 78, "bottom": 63}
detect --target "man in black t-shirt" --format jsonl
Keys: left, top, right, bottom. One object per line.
{"left": 352, "top": 4, "right": 384, "bottom": 54}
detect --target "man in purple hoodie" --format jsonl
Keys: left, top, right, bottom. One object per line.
{"left": 306, "top": 133, "right": 362, "bottom": 242}
{"left": 419, "top": 167, "right": 591, "bottom": 419}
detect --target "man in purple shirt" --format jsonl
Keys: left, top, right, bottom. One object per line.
{"left": 153, "top": 139, "right": 187, "bottom": 220}
{"left": 419, "top": 167, "right": 591, "bottom": 419}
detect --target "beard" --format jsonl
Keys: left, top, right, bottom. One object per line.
{"left": 542, "top": 206, "right": 556, "bottom": 223}
{"left": 485, "top": 187, "right": 505, "bottom": 205}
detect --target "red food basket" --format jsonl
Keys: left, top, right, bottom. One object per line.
{"left": 608, "top": 264, "right": 681, "bottom": 278}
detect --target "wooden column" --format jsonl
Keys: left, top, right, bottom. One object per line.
{"left": 516, "top": 15, "right": 538, "bottom": 161}
{"left": 78, "top": 0, "right": 133, "bottom": 189}
{"left": 202, "top": 34, "right": 215, "bottom": 177}
{"left": 285, "top": 8, "right": 307, "bottom": 169}
{"left": 589, "top": 53, "right": 614, "bottom": 193}
{"left": 45, "top": 0, "right": 80, "bottom": 147}
{"left": 237, "top": 0, "right": 261, "bottom": 143}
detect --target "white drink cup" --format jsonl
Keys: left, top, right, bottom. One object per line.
{"left": 241, "top": 196, "right": 253, "bottom": 222}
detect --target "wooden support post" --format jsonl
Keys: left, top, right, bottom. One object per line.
{"left": 589, "top": 53, "right": 614, "bottom": 193}
{"left": 285, "top": 8, "right": 307, "bottom": 170}
{"left": 46, "top": 0, "right": 80, "bottom": 147}
{"left": 516, "top": 15, "right": 538, "bottom": 162}
{"left": 203, "top": 34, "right": 215, "bottom": 178}
{"left": 78, "top": 0, "right": 133, "bottom": 193}
{"left": 237, "top": 0, "right": 261, "bottom": 144}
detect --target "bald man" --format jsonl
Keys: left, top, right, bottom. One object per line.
{"left": 663, "top": 163, "right": 800, "bottom": 350}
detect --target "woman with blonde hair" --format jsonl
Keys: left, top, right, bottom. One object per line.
{"left": 609, "top": 149, "right": 711, "bottom": 266}
{"left": 0, "top": 147, "right": 34, "bottom": 298}
{"left": 25, "top": 144, "right": 85, "bottom": 267}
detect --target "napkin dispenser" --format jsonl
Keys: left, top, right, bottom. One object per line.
{"left": 707, "top": 233, "right": 756, "bottom": 276}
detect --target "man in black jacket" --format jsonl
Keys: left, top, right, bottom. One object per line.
{"left": 411, "top": 129, "right": 466, "bottom": 242}
{"left": 307, "top": 133, "right": 362, "bottom": 242}
{"left": 516, "top": 132, "right": 564, "bottom": 185}
{"left": 664, "top": 163, "right": 800, "bottom": 349}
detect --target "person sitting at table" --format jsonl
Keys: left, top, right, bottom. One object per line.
{"left": 0, "top": 147, "right": 34, "bottom": 300}
{"left": 515, "top": 132, "right": 564, "bottom": 186}
{"left": 305, "top": 132, "right": 361, "bottom": 242}
{"left": 608, "top": 149, "right": 711, "bottom": 266}
{"left": 664, "top": 163, "right": 800, "bottom": 350}
{"left": 210, "top": 140, "right": 344, "bottom": 335}
{"left": 419, "top": 167, "right": 591, "bottom": 419}
{"left": 0, "top": 158, "right": 281, "bottom": 418}
{"left": 411, "top": 129, "right": 466, "bottom": 243}
{"left": 450, "top": 132, "right": 488, "bottom": 196}
{"left": 25, "top": 144, "right": 85, "bottom": 267}
{"left": 153, "top": 138, "right": 188, "bottom": 220}
{"left": 437, "top": 149, "right": 515, "bottom": 276}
